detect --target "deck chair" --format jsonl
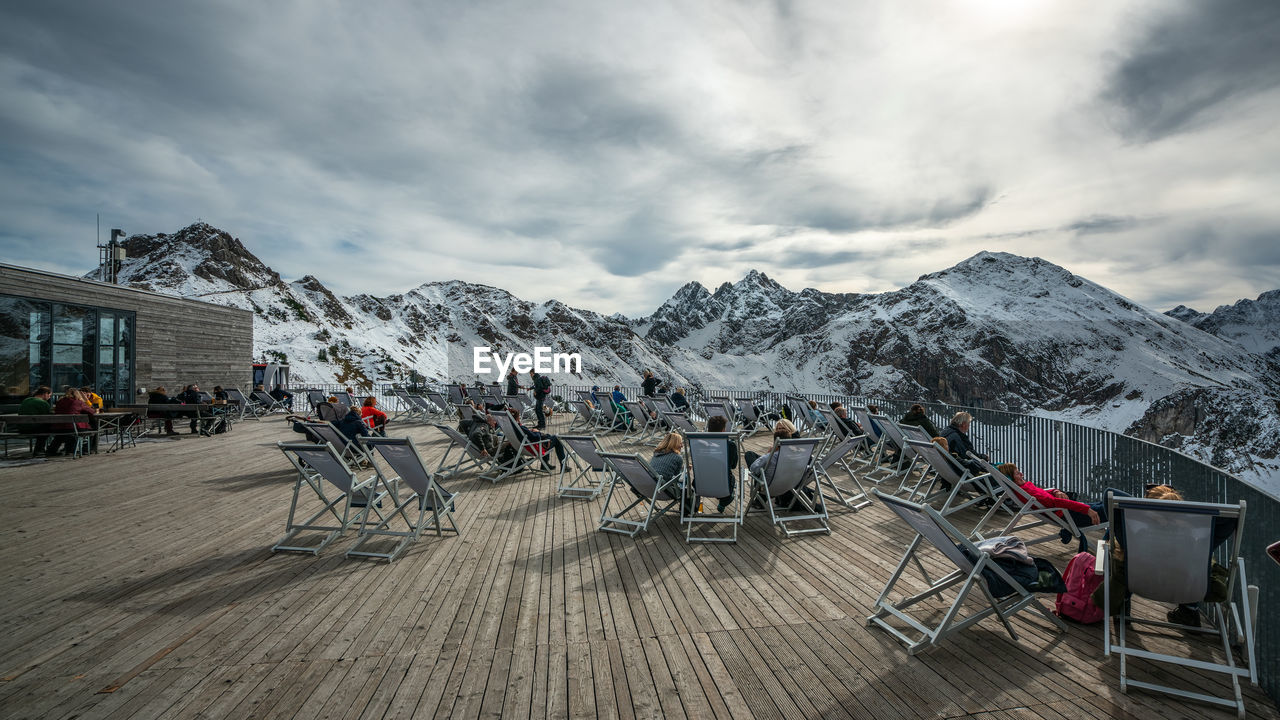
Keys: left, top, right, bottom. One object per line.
{"left": 903, "top": 439, "right": 997, "bottom": 525}
{"left": 505, "top": 394, "right": 536, "bottom": 422}
{"left": 661, "top": 411, "right": 697, "bottom": 435}
{"left": 273, "top": 441, "right": 387, "bottom": 555}
{"left": 306, "top": 390, "right": 327, "bottom": 412}
{"left": 1102, "top": 495, "right": 1256, "bottom": 716}
{"left": 424, "top": 391, "right": 450, "bottom": 417}
{"left": 483, "top": 412, "right": 551, "bottom": 483}
{"left": 252, "top": 390, "right": 287, "bottom": 414}
{"left": 296, "top": 420, "right": 372, "bottom": 468}
{"left": 868, "top": 489, "right": 1066, "bottom": 654}
{"left": 224, "top": 388, "right": 258, "bottom": 421}
{"left": 702, "top": 402, "right": 734, "bottom": 432}
{"left": 558, "top": 435, "right": 608, "bottom": 499}
{"left": 446, "top": 386, "right": 465, "bottom": 406}
{"left": 567, "top": 400, "right": 595, "bottom": 431}
{"left": 786, "top": 396, "right": 817, "bottom": 435}
{"left": 976, "top": 456, "right": 1104, "bottom": 547}
{"left": 346, "top": 437, "right": 459, "bottom": 562}
{"left": 333, "top": 391, "right": 355, "bottom": 408}
{"left": 431, "top": 423, "right": 495, "bottom": 479}
{"left": 622, "top": 401, "right": 659, "bottom": 443}
{"left": 813, "top": 433, "right": 873, "bottom": 511}
{"left": 596, "top": 397, "right": 625, "bottom": 432}
{"left": 682, "top": 432, "right": 742, "bottom": 543}
{"left": 453, "top": 403, "right": 477, "bottom": 423}
{"left": 314, "top": 401, "right": 345, "bottom": 423}
{"left": 750, "top": 438, "right": 830, "bottom": 537}
{"left": 871, "top": 415, "right": 917, "bottom": 483}
{"left": 597, "top": 452, "right": 682, "bottom": 537}
{"left": 464, "top": 386, "right": 484, "bottom": 405}
{"left": 734, "top": 397, "right": 768, "bottom": 435}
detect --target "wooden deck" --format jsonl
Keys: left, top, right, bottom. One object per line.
{"left": 0, "top": 414, "right": 1274, "bottom": 719}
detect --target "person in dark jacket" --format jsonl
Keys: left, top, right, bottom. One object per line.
{"left": 18, "top": 386, "right": 53, "bottom": 455}
{"left": 506, "top": 407, "right": 565, "bottom": 467}
{"left": 706, "top": 415, "right": 739, "bottom": 513}
{"left": 148, "top": 386, "right": 179, "bottom": 435}
{"left": 899, "top": 404, "right": 940, "bottom": 438}
{"left": 669, "top": 387, "right": 690, "bottom": 412}
{"left": 641, "top": 371, "right": 660, "bottom": 397}
{"left": 506, "top": 369, "right": 520, "bottom": 396}
{"left": 176, "top": 384, "right": 205, "bottom": 433}
{"left": 940, "top": 411, "right": 987, "bottom": 474}
{"left": 269, "top": 384, "right": 294, "bottom": 410}
{"left": 529, "top": 370, "right": 552, "bottom": 430}
{"left": 335, "top": 406, "right": 371, "bottom": 445}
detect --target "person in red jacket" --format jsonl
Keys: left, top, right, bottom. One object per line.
{"left": 997, "top": 462, "right": 1130, "bottom": 552}
{"left": 47, "top": 388, "right": 98, "bottom": 456}
{"left": 360, "top": 396, "right": 388, "bottom": 436}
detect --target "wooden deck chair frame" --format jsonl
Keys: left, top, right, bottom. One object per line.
{"left": 273, "top": 441, "right": 387, "bottom": 555}
{"left": 482, "top": 412, "right": 551, "bottom": 483}
{"left": 813, "top": 433, "right": 873, "bottom": 511}
{"left": 346, "top": 436, "right": 459, "bottom": 562}
{"left": 1101, "top": 494, "right": 1256, "bottom": 717}
{"left": 558, "top": 435, "right": 608, "bottom": 499}
{"left": 681, "top": 432, "right": 743, "bottom": 543}
{"left": 867, "top": 489, "right": 1066, "bottom": 655}
{"left": 431, "top": 423, "right": 495, "bottom": 479}
{"left": 974, "top": 456, "right": 1104, "bottom": 547}
{"left": 749, "top": 437, "right": 830, "bottom": 537}
{"left": 597, "top": 452, "right": 682, "bottom": 537}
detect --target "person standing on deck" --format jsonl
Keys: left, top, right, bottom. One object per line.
{"left": 530, "top": 370, "right": 552, "bottom": 430}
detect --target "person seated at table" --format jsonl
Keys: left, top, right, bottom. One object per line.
{"left": 79, "top": 385, "right": 104, "bottom": 410}
{"left": 211, "top": 386, "right": 229, "bottom": 402}
{"left": 506, "top": 407, "right": 566, "bottom": 469}
{"left": 148, "top": 386, "right": 179, "bottom": 435}
{"left": 705, "top": 415, "right": 738, "bottom": 513}
{"left": 46, "top": 388, "right": 98, "bottom": 456}
{"left": 269, "top": 384, "right": 294, "bottom": 410}
{"left": 176, "top": 384, "right": 205, "bottom": 434}
{"left": 18, "top": 385, "right": 53, "bottom": 455}
{"left": 360, "top": 396, "right": 388, "bottom": 435}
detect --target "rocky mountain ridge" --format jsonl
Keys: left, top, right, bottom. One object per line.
{"left": 100, "top": 223, "right": 1280, "bottom": 489}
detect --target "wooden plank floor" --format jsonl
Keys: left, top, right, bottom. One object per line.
{"left": 0, "top": 413, "right": 1274, "bottom": 719}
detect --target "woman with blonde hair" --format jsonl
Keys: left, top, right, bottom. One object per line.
{"left": 649, "top": 432, "right": 685, "bottom": 485}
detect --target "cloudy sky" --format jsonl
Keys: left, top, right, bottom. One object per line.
{"left": 1, "top": 0, "right": 1277, "bottom": 315}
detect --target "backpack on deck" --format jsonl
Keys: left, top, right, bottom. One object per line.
{"left": 1056, "top": 551, "right": 1104, "bottom": 624}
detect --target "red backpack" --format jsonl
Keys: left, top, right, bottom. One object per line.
{"left": 1055, "top": 551, "right": 1104, "bottom": 624}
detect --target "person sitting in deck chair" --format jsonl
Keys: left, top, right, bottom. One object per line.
{"left": 506, "top": 407, "right": 567, "bottom": 469}
{"left": 669, "top": 387, "right": 690, "bottom": 413}
{"left": 335, "top": 405, "right": 372, "bottom": 445}
{"left": 270, "top": 384, "right": 294, "bottom": 411}
{"left": 609, "top": 385, "right": 632, "bottom": 429}
{"left": 745, "top": 420, "right": 807, "bottom": 508}
{"left": 830, "top": 403, "right": 862, "bottom": 437}
{"left": 805, "top": 400, "right": 827, "bottom": 430}
{"left": 360, "top": 396, "right": 388, "bottom": 436}
{"left": 468, "top": 412, "right": 502, "bottom": 457}
{"left": 706, "top": 415, "right": 739, "bottom": 513}
{"left": 940, "top": 411, "right": 987, "bottom": 475}
{"left": 649, "top": 432, "right": 687, "bottom": 508}
{"left": 148, "top": 386, "right": 180, "bottom": 435}
{"left": 899, "top": 404, "right": 940, "bottom": 438}
{"left": 997, "top": 463, "right": 1127, "bottom": 552}
{"left": 1092, "top": 485, "right": 1231, "bottom": 627}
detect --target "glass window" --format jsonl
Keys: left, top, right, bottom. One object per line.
{"left": 0, "top": 296, "right": 36, "bottom": 397}
{"left": 99, "top": 316, "right": 115, "bottom": 346}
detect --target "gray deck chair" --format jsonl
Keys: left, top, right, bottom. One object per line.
{"left": 1102, "top": 495, "right": 1256, "bottom": 716}
{"left": 333, "top": 391, "right": 355, "bottom": 408}
{"left": 306, "top": 390, "right": 327, "bottom": 412}
{"left": 297, "top": 420, "right": 372, "bottom": 468}
{"left": 424, "top": 391, "right": 450, "bottom": 418}
{"left": 975, "top": 456, "right": 1104, "bottom": 547}
{"left": 702, "top": 402, "right": 734, "bottom": 432}
{"left": 346, "top": 436, "right": 459, "bottom": 562}
{"left": 867, "top": 489, "right": 1066, "bottom": 655}
{"left": 682, "top": 432, "right": 743, "bottom": 543}
{"left": 749, "top": 437, "right": 830, "bottom": 537}
{"left": 813, "top": 433, "right": 873, "bottom": 511}
{"left": 404, "top": 393, "right": 435, "bottom": 422}
{"left": 734, "top": 397, "right": 768, "bottom": 436}
{"left": 252, "top": 390, "right": 287, "bottom": 414}
{"left": 596, "top": 396, "right": 625, "bottom": 432}
{"left": 870, "top": 415, "right": 917, "bottom": 484}
{"left": 903, "top": 439, "right": 997, "bottom": 525}
{"left": 273, "top": 441, "right": 387, "bottom": 555}
{"left": 224, "top": 388, "right": 258, "bottom": 421}
{"left": 453, "top": 403, "right": 477, "bottom": 423}
{"left": 504, "top": 394, "right": 535, "bottom": 422}
{"left": 431, "top": 423, "right": 494, "bottom": 479}
{"left": 622, "top": 401, "right": 659, "bottom": 444}
{"left": 661, "top": 411, "right": 697, "bottom": 435}
{"left": 786, "top": 396, "right": 817, "bottom": 435}
{"left": 558, "top": 435, "right": 608, "bottom": 499}
{"left": 483, "top": 412, "right": 551, "bottom": 483}
{"left": 597, "top": 452, "right": 682, "bottom": 537}
{"left": 447, "top": 386, "right": 465, "bottom": 406}
{"left": 315, "top": 401, "right": 347, "bottom": 423}
{"left": 464, "top": 386, "right": 484, "bottom": 405}
{"left": 567, "top": 400, "right": 595, "bottom": 431}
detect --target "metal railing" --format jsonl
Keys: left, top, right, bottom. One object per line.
{"left": 301, "top": 379, "right": 1278, "bottom": 701}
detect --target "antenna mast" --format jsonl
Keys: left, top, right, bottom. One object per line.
{"left": 96, "top": 222, "right": 127, "bottom": 284}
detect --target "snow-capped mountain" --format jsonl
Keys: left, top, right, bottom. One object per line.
{"left": 99, "top": 223, "right": 1279, "bottom": 489}
{"left": 1167, "top": 290, "right": 1280, "bottom": 361}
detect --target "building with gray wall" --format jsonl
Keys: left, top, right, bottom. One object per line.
{"left": 0, "top": 264, "right": 253, "bottom": 405}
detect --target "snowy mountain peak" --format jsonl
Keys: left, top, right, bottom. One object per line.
{"left": 1166, "top": 288, "right": 1280, "bottom": 359}
{"left": 112, "top": 222, "right": 281, "bottom": 296}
